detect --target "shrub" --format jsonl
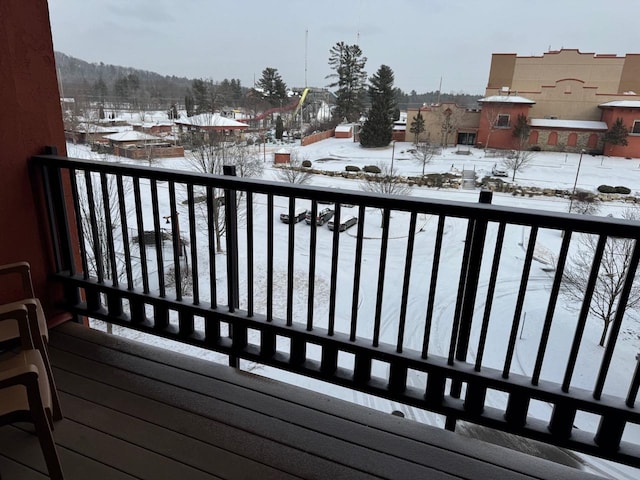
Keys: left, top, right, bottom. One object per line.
{"left": 597, "top": 185, "right": 616, "bottom": 194}
{"left": 363, "top": 165, "right": 381, "bottom": 174}
{"left": 615, "top": 186, "right": 631, "bottom": 194}
{"left": 301, "top": 160, "right": 312, "bottom": 168}
{"left": 588, "top": 149, "right": 604, "bottom": 156}
{"left": 345, "top": 165, "right": 360, "bottom": 172}
{"left": 530, "top": 145, "right": 541, "bottom": 151}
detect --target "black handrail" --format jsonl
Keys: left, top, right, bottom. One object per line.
{"left": 33, "top": 152, "right": 640, "bottom": 467}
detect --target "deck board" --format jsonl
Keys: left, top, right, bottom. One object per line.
{"left": 0, "top": 322, "right": 607, "bottom": 480}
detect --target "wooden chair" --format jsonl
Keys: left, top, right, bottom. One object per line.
{"left": 0, "top": 304, "right": 64, "bottom": 479}
{"left": 0, "top": 262, "right": 62, "bottom": 420}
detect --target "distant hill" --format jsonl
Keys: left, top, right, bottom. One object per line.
{"left": 54, "top": 51, "right": 193, "bottom": 109}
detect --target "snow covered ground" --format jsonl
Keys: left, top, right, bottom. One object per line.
{"left": 67, "top": 137, "right": 640, "bottom": 479}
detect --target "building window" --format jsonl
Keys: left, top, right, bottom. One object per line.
{"left": 529, "top": 130, "right": 539, "bottom": 144}
{"left": 567, "top": 132, "right": 577, "bottom": 147}
{"left": 495, "top": 114, "right": 510, "bottom": 128}
{"left": 548, "top": 131, "right": 558, "bottom": 146}
{"left": 632, "top": 120, "right": 640, "bottom": 135}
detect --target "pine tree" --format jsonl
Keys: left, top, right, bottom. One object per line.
{"left": 409, "top": 111, "right": 425, "bottom": 144}
{"left": 359, "top": 101, "right": 392, "bottom": 147}
{"left": 275, "top": 115, "right": 284, "bottom": 140}
{"left": 256, "top": 67, "right": 287, "bottom": 107}
{"left": 359, "top": 65, "right": 396, "bottom": 148}
{"left": 184, "top": 93, "right": 195, "bottom": 117}
{"left": 603, "top": 117, "right": 629, "bottom": 155}
{"left": 326, "top": 42, "right": 367, "bottom": 123}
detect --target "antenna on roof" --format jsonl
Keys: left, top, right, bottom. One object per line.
{"left": 305, "top": 28, "right": 308, "bottom": 88}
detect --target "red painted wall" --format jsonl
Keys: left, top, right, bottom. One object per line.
{"left": 600, "top": 107, "right": 640, "bottom": 158}
{"left": 0, "top": 1, "right": 71, "bottom": 321}
{"left": 477, "top": 103, "right": 532, "bottom": 150}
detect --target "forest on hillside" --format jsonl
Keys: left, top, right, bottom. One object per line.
{"left": 55, "top": 51, "right": 482, "bottom": 115}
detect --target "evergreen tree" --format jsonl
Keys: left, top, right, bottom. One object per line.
{"left": 326, "top": 41, "right": 367, "bottom": 123}
{"left": 409, "top": 111, "right": 425, "bottom": 144}
{"left": 184, "top": 93, "right": 195, "bottom": 117}
{"left": 256, "top": 67, "right": 287, "bottom": 107}
{"left": 92, "top": 77, "right": 108, "bottom": 103}
{"left": 359, "top": 101, "right": 392, "bottom": 147}
{"left": 603, "top": 117, "right": 629, "bottom": 154}
{"left": 275, "top": 115, "right": 284, "bottom": 140}
{"left": 359, "top": 65, "right": 396, "bottom": 148}
{"left": 192, "top": 79, "right": 212, "bottom": 114}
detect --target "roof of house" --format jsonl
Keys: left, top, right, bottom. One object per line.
{"left": 176, "top": 113, "right": 248, "bottom": 128}
{"left": 529, "top": 118, "right": 608, "bottom": 130}
{"left": 335, "top": 124, "right": 353, "bottom": 133}
{"left": 479, "top": 95, "right": 535, "bottom": 104}
{"left": 599, "top": 100, "right": 640, "bottom": 108}
{"left": 102, "top": 131, "right": 162, "bottom": 142}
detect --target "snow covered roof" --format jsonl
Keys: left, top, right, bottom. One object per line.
{"left": 70, "top": 124, "right": 119, "bottom": 134}
{"left": 529, "top": 118, "right": 608, "bottom": 130}
{"left": 102, "top": 131, "right": 162, "bottom": 142}
{"left": 479, "top": 95, "right": 535, "bottom": 104}
{"left": 599, "top": 100, "right": 640, "bottom": 108}
{"left": 335, "top": 124, "right": 353, "bottom": 133}
{"left": 176, "top": 113, "right": 248, "bottom": 129}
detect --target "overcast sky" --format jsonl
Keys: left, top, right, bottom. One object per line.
{"left": 48, "top": 0, "right": 639, "bottom": 95}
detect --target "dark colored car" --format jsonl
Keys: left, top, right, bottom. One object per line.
{"left": 305, "top": 207, "right": 334, "bottom": 226}
{"left": 280, "top": 208, "right": 307, "bottom": 224}
{"left": 327, "top": 215, "right": 357, "bottom": 232}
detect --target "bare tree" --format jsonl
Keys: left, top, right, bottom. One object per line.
{"left": 570, "top": 190, "right": 600, "bottom": 216}
{"left": 230, "top": 142, "right": 264, "bottom": 179}
{"left": 76, "top": 169, "right": 137, "bottom": 294}
{"left": 275, "top": 149, "right": 313, "bottom": 184}
{"left": 501, "top": 149, "right": 535, "bottom": 182}
{"left": 561, "top": 208, "right": 640, "bottom": 346}
{"left": 360, "top": 162, "right": 411, "bottom": 227}
{"left": 411, "top": 142, "right": 435, "bottom": 176}
{"left": 480, "top": 103, "right": 504, "bottom": 150}
{"left": 185, "top": 131, "right": 227, "bottom": 253}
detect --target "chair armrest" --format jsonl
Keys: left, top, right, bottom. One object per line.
{"left": 0, "top": 363, "right": 38, "bottom": 389}
{"left": 0, "top": 304, "right": 35, "bottom": 349}
{"left": 0, "top": 261, "right": 35, "bottom": 298}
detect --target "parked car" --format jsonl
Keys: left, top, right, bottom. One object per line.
{"left": 280, "top": 208, "right": 307, "bottom": 224}
{"left": 492, "top": 164, "right": 509, "bottom": 177}
{"left": 327, "top": 215, "right": 358, "bottom": 232}
{"left": 305, "top": 207, "right": 334, "bottom": 226}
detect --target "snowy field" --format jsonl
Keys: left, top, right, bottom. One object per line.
{"left": 67, "top": 137, "right": 640, "bottom": 479}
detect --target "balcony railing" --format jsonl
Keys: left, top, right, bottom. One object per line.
{"left": 33, "top": 149, "right": 640, "bottom": 468}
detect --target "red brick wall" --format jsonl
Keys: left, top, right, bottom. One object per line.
{"left": 0, "top": 1, "right": 75, "bottom": 322}
{"left": 601, "top": 107, "right": 640, "bottom": 157}
{"left": 301, "top": 129, "right": 335, "bottom": 146}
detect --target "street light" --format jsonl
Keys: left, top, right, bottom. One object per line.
{"left": 568, "top": 149, "right": 585, "bottom": 214}
{"left": 391, "top": 140, "right": 396, "bottom": 172}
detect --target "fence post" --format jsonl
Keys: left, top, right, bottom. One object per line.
{"left": 38, "top": 146, "right": 81, "bottom": 311}
{"left": 450, "top": 189, "right": 492, "bottom": 403}
{"left": 223, "top": 166, "right": 241, "bottom": 368}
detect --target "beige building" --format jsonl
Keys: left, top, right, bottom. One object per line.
{"left": 405, "top": 103, "right": 480, "bottom": 146}
{"left": 485, "top": 49, "right": 640, "bottom": 121}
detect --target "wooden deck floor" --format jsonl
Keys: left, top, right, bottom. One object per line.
{"left": 0, "top": 322, "right": 605, "bottom": 480}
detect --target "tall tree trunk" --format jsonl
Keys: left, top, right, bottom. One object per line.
{"left": 599, "top": 319, "right": 611, "bottom": 347}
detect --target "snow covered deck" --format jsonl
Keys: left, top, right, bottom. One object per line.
{"left": 0, "top": 322, "right": 605, "bottom": 480}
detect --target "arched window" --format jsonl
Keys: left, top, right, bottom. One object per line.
{"left": 567, "top": 132, "right": 577, "bottom": 147}
{"left": 587, "top": 133, "right": 599, "bottom": 149}
{"left": 529, "top": 130, "right": 538, "bottom": 145}
{"left": 547, "top": 131, "right": 558, "bottom": 145}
